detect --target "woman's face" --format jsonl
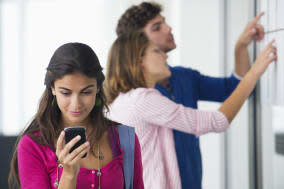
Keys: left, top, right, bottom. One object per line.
{"left": 141, "top": 43, "right": 171, "bottom": 86}
{"left": 51, "top": 73, "right": 98, "bottom": 127}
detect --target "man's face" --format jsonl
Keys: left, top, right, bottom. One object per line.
{"left": 143, "top": 14, "right": 176, "bottom": 53}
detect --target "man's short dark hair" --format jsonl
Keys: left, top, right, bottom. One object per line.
{"left": 116, "top": 2, "right": 162, "bottom": 36}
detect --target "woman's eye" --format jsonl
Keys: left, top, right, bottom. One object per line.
{"left": 82, "top": 91, "right": 92, "bottom": 95}
{"left": 61, "top": 91, "right": 71, "bottom": 96}
{"left": 152, "top": 26, "right": 160, "bottom": 32}
{"left": 154, "top": 49, "right": 161, "bottom": 53}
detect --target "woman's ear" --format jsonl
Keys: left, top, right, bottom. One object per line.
{"left": 51, "top": 87, "right": 56, "bottom": 96}
{"left": 139, "top": 57, "right": 145, "bottom": 68}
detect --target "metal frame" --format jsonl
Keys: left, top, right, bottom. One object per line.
{"left": 223, "top": 0, "right": 257, "bottom": 188}
{"left": 0, "top": 0, "right": 3, "bottom": 135}
{"left": 253, "top": 1, "right": 261, "bottom": 189}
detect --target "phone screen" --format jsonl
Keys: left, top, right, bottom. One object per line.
{"left": 64, "top": 126, "right": 87, "bottom": 158}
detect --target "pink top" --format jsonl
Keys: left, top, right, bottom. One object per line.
{"left": 107, "top": 88, "right": 230, "bottom": 189}
{"left": 17, "top": 126, "right": 144, "bottom": 189}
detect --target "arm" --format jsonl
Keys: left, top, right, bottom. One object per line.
{"left": 130, "top": 88, "right": 229, "bottom": 136}
{"left": 219, "top": 40, "right": 277, "bottom": 122}
{"left": 17, "top": 135, "right": 51, "bottom": 189}
{"left": 197, "top": 13, "right": 265, "bottom": 101}
{"left": 198, "top": 73, "right": 240, "bottom": 102}
{"left": 133, "top": 134, "right": 144, "bottom": 189}
{"left": 234, "top": 12, "right": 265, "bottom": 77}
{"left": 56, "top": 131, "right": 90, "bottom": 189}
{"left": 132, "top": 39, "right": 275, "bottom": 136}
{"left": 176, "top": 14, "right": 264, "bottom": 102}
{"left": 172, "top": 66, "right": 240, "bottom": 102}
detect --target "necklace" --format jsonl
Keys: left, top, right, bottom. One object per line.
{"left": 96, "top": 143, "right": 103, "bottom": 189}
{"left": 54, "top": 143, "right": 104, "bottom": 188}
{"left": 54, "top": 162, "right": 63, "bottom": 188}
{"left": 95, "top": 144, "right": 104, "bottom": 160}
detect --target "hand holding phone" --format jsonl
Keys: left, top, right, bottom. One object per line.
{"left": 64, "top": 126, "right": 87, "bottom": 158}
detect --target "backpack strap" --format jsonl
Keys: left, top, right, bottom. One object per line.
{"left": 118, "top": 125, "right": 135, "bottom": 189}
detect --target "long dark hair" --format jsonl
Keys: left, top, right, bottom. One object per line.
{"left": 8, "top": 42, "right": 115, "bottom": 188}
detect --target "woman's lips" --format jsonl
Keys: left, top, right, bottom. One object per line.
{"left": 70, "top": 111, "right": 82, "bottom": 116}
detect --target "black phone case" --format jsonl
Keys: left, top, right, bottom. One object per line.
{"left": 64, "top": 126, "right": 87, "bottom": 158}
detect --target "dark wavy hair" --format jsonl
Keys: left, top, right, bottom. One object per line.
{"left": 116, "top": 1, "right": 162, "bottom": 36}
{"left": 8, "top": 42, "right": 116, "bottom": 188}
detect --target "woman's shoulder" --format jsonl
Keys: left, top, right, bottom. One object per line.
{"left": 116, "top": 88, "right": 159, "bottom": 99}
{"left": 18, "top": 131, "right": 50, "bottom": 153}
{"left": 18, "top": 131, "right": 56, "bottom": 165}
{"left": 131, "top": 87, "right": 160, "bottom": 95}
{"left": 111, "top": 88, "right": 164, "bottom": 113}
{"left": 109, "top": 88, "right": 162, "bottom": 108}
{"left": 120, "top": 88, "right": 163, "bottom": 103}
{"left": 19, "top": 132, "right": 39, "bottom": 147}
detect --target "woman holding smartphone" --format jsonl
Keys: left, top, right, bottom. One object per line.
{"left": 8, "top": 43, "right": 144, "bottom": 189}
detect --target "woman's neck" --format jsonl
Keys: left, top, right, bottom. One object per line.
{"left": 145, "top": 80, "right": 156, "bottom": 88}
{"left": 60, "top": 118, "right": 91, "bottom": 129}
{"left": 144, "top": 75, "right": 157, "bottom": 88}
{"left": 145, "top": 77, "right": 170, "bottom": 89}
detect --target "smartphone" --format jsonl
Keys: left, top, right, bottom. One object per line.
{"left": 64, "top": 126, "right": 87, "bottom": 158}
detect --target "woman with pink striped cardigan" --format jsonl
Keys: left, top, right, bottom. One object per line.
{"left": 104, "top": 31, "right": 277, "bottom": 189}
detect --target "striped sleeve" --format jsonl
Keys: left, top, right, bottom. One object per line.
{"left": 132, "top": 88, "right": 230, "bottom": 136}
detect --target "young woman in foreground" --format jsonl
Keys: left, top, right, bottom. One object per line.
{"left": 9, "top": 42, "right": 144, "bottom": 189}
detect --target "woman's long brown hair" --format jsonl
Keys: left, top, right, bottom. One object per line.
{"left": 104, "top": 31, "right": 150, "bottom": 104}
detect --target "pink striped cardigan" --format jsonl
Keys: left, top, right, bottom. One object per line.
{"left": 107, "top": 88, "right": 229, "bottom": 189}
